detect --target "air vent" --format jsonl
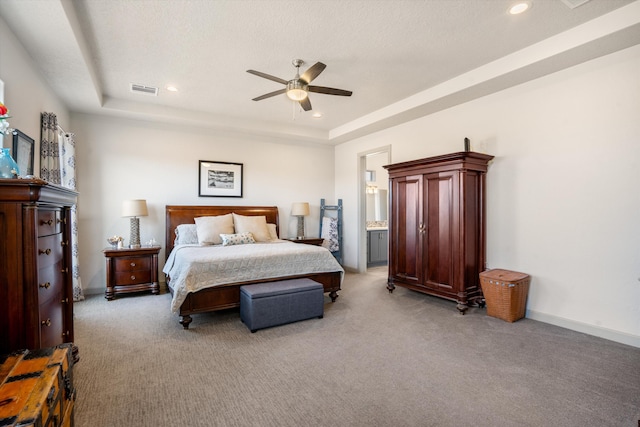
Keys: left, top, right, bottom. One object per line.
{"left": 130, "top": 83, "right": 158, "bottom": 96}
{"left": 560, "top": 0, "right": 590, "bottom": 9}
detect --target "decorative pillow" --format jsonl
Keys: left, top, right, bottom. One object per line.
{"left": 194, "top": 214, "right": 234, "bottom": 245}
{"left": 267, "top": 223, "right": 279, "bottom": 241}
{"left": 220, "top": 232, "right": 256, "bottom": 246}
{"left": 232, "top": 213, "right": 271, "bottom": 242}
{"left": 174, "top": 224, "right": 199, "bottom": 245}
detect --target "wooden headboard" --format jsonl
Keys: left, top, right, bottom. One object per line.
{"left": 165, "top": 205, "right": 280, "bottom": 258}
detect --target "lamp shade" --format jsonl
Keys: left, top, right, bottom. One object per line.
{"left": 122, "top": 199, "right": 148, "bottom": 217}
{"left": 291, "top": 202, "right": 310, "bottom": 216}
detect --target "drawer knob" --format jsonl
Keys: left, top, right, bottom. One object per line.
{"left": 41, "top": 318, "right": 52, "bottom": 327}
{"left": 61, "top": 240, "right": 68, "bottom": 246}
{"left": 41, "top": 219, "right": 53, "bottom": 226}
{"left": 62, "top": 330, "right": 69, "bottom": 337}
{"left": 39, "top": 248, "right": 52, "bottom": 255}
{"left": 130, "top": 262, "right": 136, "bottom": 267}
{"left": 39, "top": 282, "right": 51, "bottom": 289}
{"left": 61, "top": 298, "right": 69, "bottom": 304}
{"left": 130, "top": 275, "right": 136, "bottom": 280}
{"left": 61, "top": 267, "right": 68, "bottom": 274}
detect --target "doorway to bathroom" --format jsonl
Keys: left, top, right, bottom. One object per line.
{"left": 360, "top": 148, "right": 390, "bottom": 272}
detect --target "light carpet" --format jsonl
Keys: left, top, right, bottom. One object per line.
{"left": 72, "top": 268, "right": 640, "bottom": 426}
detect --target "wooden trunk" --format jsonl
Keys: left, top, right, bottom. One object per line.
{"left": 384, "top": 152, "right": 493, "bottom": 313}
{"left": 0, "top": 344, "right": 76, "bottom": 427}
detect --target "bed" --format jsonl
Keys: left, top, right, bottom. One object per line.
{"left": 164, "top": 205, "right": 343, "bottom": 328}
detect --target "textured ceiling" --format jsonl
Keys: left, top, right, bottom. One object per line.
{"left": 1, "top": 0, "right": 639, "bottom": 144}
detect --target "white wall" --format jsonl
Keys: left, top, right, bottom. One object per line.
{"left": 70, "top": 113, "right": 336, "bottom": 294}
{"left": 0, "top": 16, "right": 69, "bottom": 160}
{"left": 336, "top": 44, "right": 640, "bottom": 346}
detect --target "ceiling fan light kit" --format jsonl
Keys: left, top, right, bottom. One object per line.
{"left": 286, "top": 80, "right": 308, "bottom": 101}
{"left": 247, "top": 59, "right": 352, "bottom": 112}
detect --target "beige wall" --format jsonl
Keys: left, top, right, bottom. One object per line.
{"left": 70, "top": 113, "right": 336, "bottom": 294}
{"left": 0, "top": 16, "right": 69, "bottom": 161}
{"left": 335, "top": 44, "right": 640, "bottom": 346}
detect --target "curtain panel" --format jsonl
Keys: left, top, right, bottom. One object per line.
{"left": 40, "top": 112, "right": 84, "bottom": 301}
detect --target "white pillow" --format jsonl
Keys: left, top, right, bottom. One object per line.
{"left": 194, "top": 214, "right": 234, "bottom": 245}
{"left": 267, "top": 223, "right": 278, "bottom": 240}
{"left": 220, "top": 232, "right": 256, "bottom": 246}
{"left": 174, "top": 224, "right": 199, "bottom": 245}
{"left": 232, "top": 213, "right": 271, "bottom": 242}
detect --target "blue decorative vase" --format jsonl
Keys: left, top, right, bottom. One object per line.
{"left": 0, "top": 147, "right": 20, "bottom": 178}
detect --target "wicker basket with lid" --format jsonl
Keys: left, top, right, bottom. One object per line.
{"left": 479, "top": 269, "right": 530, "bottom": 322}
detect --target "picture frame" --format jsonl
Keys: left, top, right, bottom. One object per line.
{"left": 12, "top": 129, "right": 35, "bottom": 176}
{"left": 198, "top": 160, "right": 243, "bottom": 197}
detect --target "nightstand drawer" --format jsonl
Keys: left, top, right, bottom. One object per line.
{"left": 114, "top": 256, "right": 151, "bottom": 273}
{"left": 115, "top": 270, "right": 152, "bottom": 286}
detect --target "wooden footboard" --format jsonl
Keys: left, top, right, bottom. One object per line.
{"left": 165, "top": 205, "right": 342, "bottom": 329}
{"left": 169, "top": 271, "right": 341, "bottom": 329}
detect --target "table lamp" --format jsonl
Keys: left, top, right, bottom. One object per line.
{"left": 122, "top": 199, "right": 148, "bottom": 248}
{"left": 291, "top": 202, "right": 310, "bottom": 239}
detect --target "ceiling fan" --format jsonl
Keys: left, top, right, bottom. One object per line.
{"left": 247, "top": 59, "right": 352, "bottom": 111}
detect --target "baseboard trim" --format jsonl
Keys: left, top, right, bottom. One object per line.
{"left": 526, "top": 309, "right": 640, "bottom": 348}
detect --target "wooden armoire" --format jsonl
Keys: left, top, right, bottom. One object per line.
{"left": 384, "top": 152, "right": 493, "bottom": 313}
{"left": 0, "top": 178, "right": 78, "bottom": 354}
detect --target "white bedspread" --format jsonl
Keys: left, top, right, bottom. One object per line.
{"left": 163, "top": 241, "right": 344, "bottom": 313}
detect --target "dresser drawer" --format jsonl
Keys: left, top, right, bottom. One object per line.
{"left": 38, "top": 209, "right": 63, "bottom": 237}
{"left": 39, "top": 298, "right": 65, "bottom": 349}
{"left": 38, "top": 259, "right": 65, "bottom": 305}
{"left": 38, "top": 234, "right": 64, "bottom": 269}
{"left": 114, "top": 256, "right": 151, "bottom": 273}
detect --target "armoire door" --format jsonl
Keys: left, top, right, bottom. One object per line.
{"left": 423, "top": 171, "right": 459, "bottom": 295}
{"left": 389, "top": 175, "right": 422, "bottom": 286}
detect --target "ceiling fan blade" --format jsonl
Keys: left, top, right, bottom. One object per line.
{"left": 246, "top": 69, "right": 288, "bottom": 85}
{"left": 308, "top": 86, "right": 353, "bottom": 96}
{"left": 299, "top": 97, "right": 312, "bottom": 111}
{"left": 252, "top": 88, "right": 287, "bottom": 101}
{"left": 300, "top": 62, "right": 326, "bottom": 84}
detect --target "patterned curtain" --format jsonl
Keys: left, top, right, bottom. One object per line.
{"left": 40, "top": 112, "right": 61, "bottom": 184}
{"left": 40, "top": 113, "right": 84, "bottom": 301}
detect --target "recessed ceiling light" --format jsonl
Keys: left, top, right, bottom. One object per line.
{"left": 312, "top": 112, "right": 323, "bottom": 118}
{"left": 166, "top": 85, "right": 178, "bottom": 92}
{"left": 509, "top": 1, "right": 531, "bottom": 14}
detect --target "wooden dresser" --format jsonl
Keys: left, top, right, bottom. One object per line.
{"left": 0, "top": 179, "right": 78, "bottom": 356}
{"left": 0, "top": 344, "right": 76, "bottom": 427}
{"left": 384, "top": 152, "right": 494, "bottom": 313}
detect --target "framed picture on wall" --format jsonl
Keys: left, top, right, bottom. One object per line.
{"left": 12, "top": 129, "right": 35, "bottom": 176}
{"left": 198, "top": 160, "right": 243, "bottom": 197}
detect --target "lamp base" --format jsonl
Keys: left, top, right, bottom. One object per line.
{"left": 296, "top": 216, "right": 305, "bottom": 239}
{"left": 129, "top": 217, "right": 141, "bottom": 248}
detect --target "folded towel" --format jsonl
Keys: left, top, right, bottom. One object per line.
{"left": 321, "top": 216, "right": 339, "bottom": 252}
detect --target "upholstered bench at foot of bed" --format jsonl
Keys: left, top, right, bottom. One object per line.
{"left": 240, "top": 278, "right": 324, "bottom": 333}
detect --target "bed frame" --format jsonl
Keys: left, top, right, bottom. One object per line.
{"left": 165, "top": 205, "right": 342, "bottom": 329}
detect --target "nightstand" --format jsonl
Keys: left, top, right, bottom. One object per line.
{"left": 286, "top": 237, "right": 324, "bottom": 246}
{"left": 103, "top": 246, "right": 161, "bottom": 300}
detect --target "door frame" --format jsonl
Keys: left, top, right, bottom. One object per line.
{"left": 358, "top": 146, "right": 391, "bottom": 273}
